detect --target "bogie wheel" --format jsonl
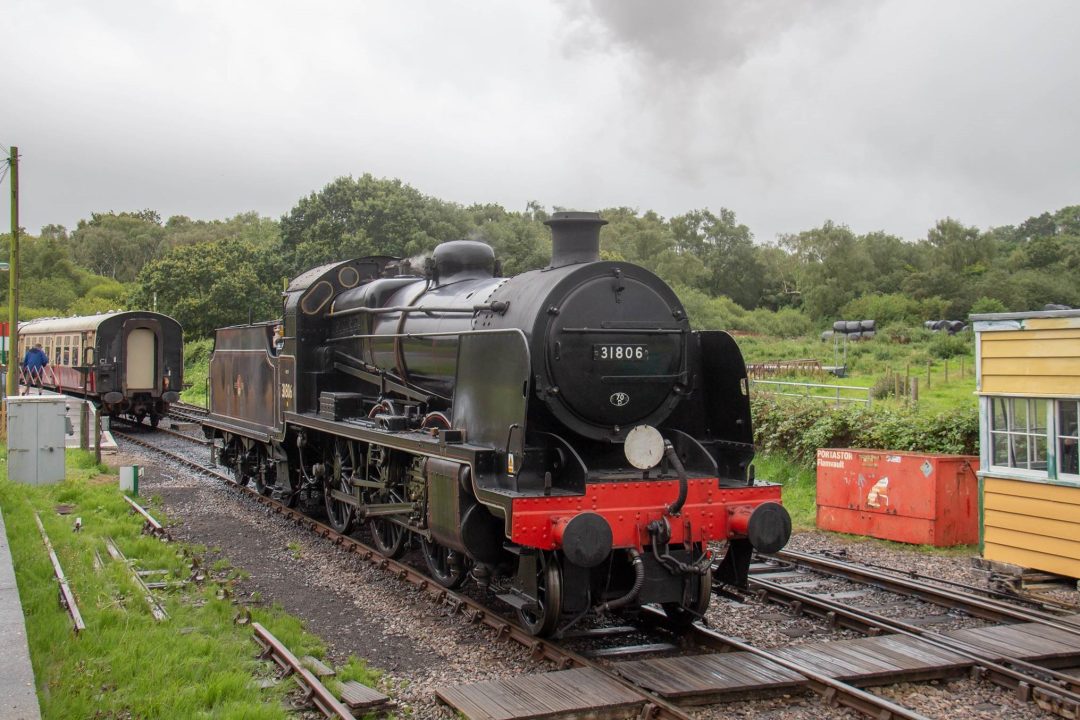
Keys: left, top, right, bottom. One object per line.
{"left": 324, "top": 440, "right": 357, "bottom": 534}
{"left": 662, "top": 565, "right": 712, "bottom": 634}
{"left": 421, "top": 537, "right": 468, "bottom": 589}
{"left": 518, "top": 552, "right": 563, "bottom": 637}
{"left": 369, "top": 489, "right": 408, "bottom": 559}
{"left": 252, "top": 445, "right": 273, "bottom": 497}
{"left": 149, "top": 413, "right": 160, "bottom": 429}
{"left": 228, "top": 441, "right": 249, "bottom": 487}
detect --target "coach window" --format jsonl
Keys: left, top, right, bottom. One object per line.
{"left": 989, "top": 397, "right": 1048, "bottom": 472}
{"left": 62, "top": 337, "right": 70, "bottom": 366}
{"left": 54, "top": 341, "right": 61, "bottom": 365}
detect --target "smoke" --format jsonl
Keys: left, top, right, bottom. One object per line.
{"left": 553, "top": 0, "right": 881, "bottom": 186}
{"left": 560, "top": 0, "right": 817, "bottom": 74}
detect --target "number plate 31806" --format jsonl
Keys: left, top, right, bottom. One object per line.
{"left": 593, "top": 344, "right": 649, "bottom": 361}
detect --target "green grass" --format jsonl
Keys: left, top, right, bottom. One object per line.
{"left": 0, "top": 451, "right": 380, "bottom": 719}
{"left": 180, "top": 338, "right": 213, "bottom": 407}
{"left": 755, "top": 453, "right": 817, "bottom": 531}
{"left": 738, "top": 330, "right": 978, "bottom": 416}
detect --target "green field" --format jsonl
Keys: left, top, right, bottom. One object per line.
{"left": 736, "top": 327, "right": 978, "bottom": 415}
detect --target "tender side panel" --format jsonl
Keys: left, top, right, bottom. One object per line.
{"left": 982, "top": 476, "right": 1080, "bottom": 578}
{"left": 208, "top": 325, "right": 281, "bottom": 437}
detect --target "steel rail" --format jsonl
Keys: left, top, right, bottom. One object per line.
{"left": 772, "top": 549, "right": 1080, "bottom": 637}
{"left": 750, "top": 576, "right": 1080, "bottom": 719}
{"left": 253, "top": 622, "right": 357, "bottom": 720}
{"left": 34, "top": 513, "right": 86, "bottom": 633}
{"left": 104, "top": 537, "right": 168, "bottom": 622}
{"left": 668, "top": 609, "right": 932, "bottom": 720}
{"left": 113, "top": 429, "right": 692, "bottom": 720}
{"left": 122, "top": 495, "right": 169, "bottom": 540}
{"left": 809, "top": 549, "right": 1080, "bottom": 615}
{"left": 114, "top": 414, "right": 211, "bottom": 446}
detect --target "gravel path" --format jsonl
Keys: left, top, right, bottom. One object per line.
{"left": 114, "top": 439, "right": 553, "bottom": 719}
{"left": 112, "top": 434, "right": 1078, "bottom": 720}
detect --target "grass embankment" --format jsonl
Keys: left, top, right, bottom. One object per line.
{"left": 754, "top": 453, "right": 817, "bottom": 531}
{"left": 0, "top": 449, "right": 378, "bottom": 719}
{"left": 180, "top": 338, "right": 213, "bottom": 407}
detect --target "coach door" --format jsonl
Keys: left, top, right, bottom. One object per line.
{"left": 126, "top": 328, "right": 156, "bottom": 390}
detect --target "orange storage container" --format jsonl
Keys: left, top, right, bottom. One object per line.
{"left": 815, "top": 449, "right": 979, "bottom": 546}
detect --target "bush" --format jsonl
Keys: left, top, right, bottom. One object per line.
{"left": 970, "top": 296, "right": 1007, "bottom": 314}
{"left": 928, "top": 331, "right": 972, "bottom": 359}
{"left": 745, "top": 307, "right": 813, "bottom": 338}
{"left": 751, "top": 395, "right": 978, "bottom": 467}
{"left": 839, "top": 293, "right": 950, "bottom": 327}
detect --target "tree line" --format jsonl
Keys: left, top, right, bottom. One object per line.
{"left": 1, "top": 173, "right": 1077, "bottom": 338}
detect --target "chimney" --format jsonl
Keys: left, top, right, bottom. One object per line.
{"left": 545, "top": 211, "right": 607, "bottom": 268}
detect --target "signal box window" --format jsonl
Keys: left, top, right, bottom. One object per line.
{"left": 990, "top": 397, "right": 1047, "bottom": 471}
{"left": 1060, "top": 400, "right": 1080, "bottom": 477}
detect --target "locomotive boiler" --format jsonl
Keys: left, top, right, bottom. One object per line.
{"left": 204, "top": 211, "right": 791, "bottom": 636}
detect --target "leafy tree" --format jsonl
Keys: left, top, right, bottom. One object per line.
{"left": 280, "top": 175, "right": 473, "bottom": 272}
{"left": 970, "top": 296, "right": 1007, "bottom": 314}
{"left": 926, "top": 217, "right": 994, "bottom": 274}
{"left": 467, "top": 204, "right": 549, "bottom": 275}
{"left": 599, "top": 208, "right": 708, "bottom": 290}
{"left": 67, "top": 210, "right": 166, "bottom": 281}
{"left": 670, "top": 208, "right": 764, "bottom": 308}
{"left": 780, "top": 221, "right": 866, "bottom": 319}
{"left": 131, "top": 240, "right": 281, "bottom": 337}
{"left": 840, "top": 293, "right": 946, "bottom": 326}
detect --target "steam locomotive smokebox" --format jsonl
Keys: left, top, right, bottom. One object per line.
{"left": 816, "top": 449, "right": 979, "bottom": 546}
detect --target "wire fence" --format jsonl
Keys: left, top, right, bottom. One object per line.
{"left": 750, "top": 378, "right": 873, "bottom": 407}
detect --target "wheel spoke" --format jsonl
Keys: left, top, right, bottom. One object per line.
{"left": 517, "top": 552, "right": 562, "bottom": 636}
{"left": 422, "top": 537, "right": 467, "bottom": 588}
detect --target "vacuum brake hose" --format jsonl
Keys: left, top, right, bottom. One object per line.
{"left": 597, "top": 549, "right": 644, "bottom": 612}
{"left": 664, "top": 441, "right": 688, "bottom": 516}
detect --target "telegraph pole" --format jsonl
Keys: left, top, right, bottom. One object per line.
{"left": 6, "top": 146, "right": 19, "bottom": 399}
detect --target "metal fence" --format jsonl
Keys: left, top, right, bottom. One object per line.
{"left": 750, "top": 379, "right": 873, "bottom": 407}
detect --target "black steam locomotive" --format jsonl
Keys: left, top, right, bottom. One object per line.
{"left": 203, "top": 212, "right": 790, "bottom": 636}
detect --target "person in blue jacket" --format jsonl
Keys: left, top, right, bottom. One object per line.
{"left": 22, "top": 343, "right": 48, "bottom": 394}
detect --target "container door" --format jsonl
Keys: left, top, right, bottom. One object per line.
{"left": 126, "top": 328, "right": 156, "bottom": 390}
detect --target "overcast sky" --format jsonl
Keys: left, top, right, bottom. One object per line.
{"left": 2, "top": 0, "right": 1077, "bottom": 244}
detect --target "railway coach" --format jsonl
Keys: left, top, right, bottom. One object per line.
{"left": 18, "top": 311, "right": 183, "bottom": 425}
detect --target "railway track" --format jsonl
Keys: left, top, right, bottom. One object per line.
{"left": 166, "top": 401, "right": 210, "bottom": 425}
{"left": 115, "top": 427, "right": 1080, "bottom": 719}
{"left": 746, "top": 551, "right": 1080, "bottom": 717}
{"left": 112, "top": 427, "right": 949, "bottom": 720}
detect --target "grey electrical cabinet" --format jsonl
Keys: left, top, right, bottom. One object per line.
{"left": 6, "top": 396, "right": 69, "bottom": 484}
